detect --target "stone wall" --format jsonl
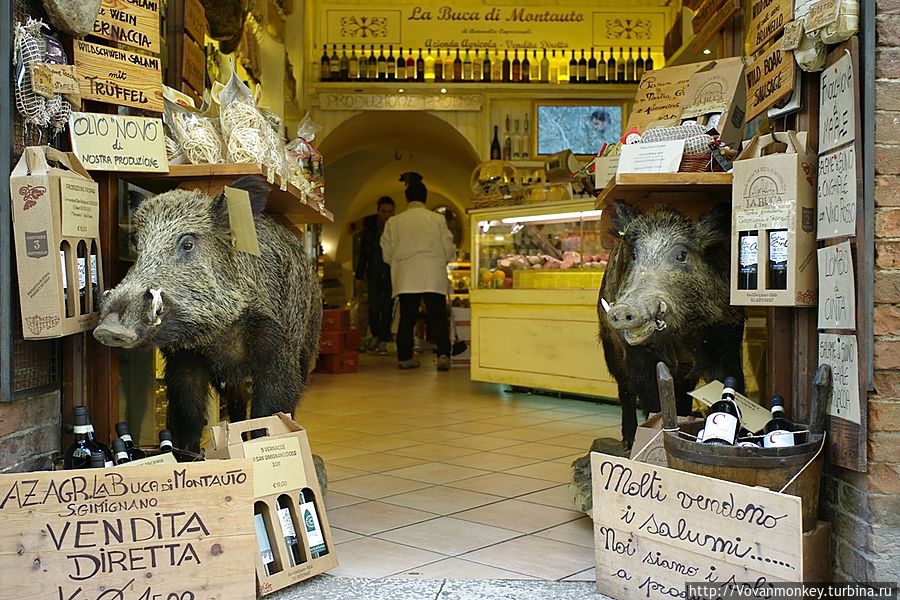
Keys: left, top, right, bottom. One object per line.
{"left": 0, "top": 391, "right": 60, "bottom": 473}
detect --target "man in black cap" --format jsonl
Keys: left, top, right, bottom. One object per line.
{"left": 355, "top": 196, "right": 395, "bottom": 354}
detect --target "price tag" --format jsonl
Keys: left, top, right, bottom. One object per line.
{"left": 243, "top": 435, "right": 307, "bottom": 499}
{"left": 818, "top": 333, "right": 861, "bottom": 425}
{"left": 225, "top": 186, "right": 261, "bottom": 256}
{"left": 781, "top": 20, "right": 805, "bottom": 50}
{"left": 31, "top": 64, "right": 80, "bottom": 101}
{"left": 806, "top": 0, "right": 841, "bottom": 31}
{"left": 60, "top": 178, "right": 100, "bottom": 238}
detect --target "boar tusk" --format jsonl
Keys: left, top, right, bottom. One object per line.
{"left": 658, "top": 300, "right": 667, "bottom": 314}
{"left": 601, "top": 297, "right": 611, "bottom": 313}
{"left": 655, "top": 301, "right": 667, "bottom": 331}
{"left": 149, "top": 288, "right": 164, "bottom": 326}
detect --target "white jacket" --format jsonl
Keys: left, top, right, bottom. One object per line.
{"left": 381, "top": 201, "right": 456, "bottom": 296}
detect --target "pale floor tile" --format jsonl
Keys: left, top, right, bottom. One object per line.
{"left": 443, "top": 451, "right": 541, "bottom": 472}
{"left": 388, "top": 443, "right": 482, "bottom": 461}
{"left": 324, "top": 464, "right": 371, "bottom": 482}
{"left": 383, "top": 462, "right": 491, "bottom": 485}
{"left": 324, "top": 491, "right": 368, "bottom": 510}
{"left": 326, "top": 537, "right": 447, "bottom": 579}
{"left": 329, "top": 452, "right": 427, "bottom": 473}
{"left": 494, "top": 442, "right": 587, "bottom": 460}
{"left": 443, "top": 421, "right": 515, "bottom": 435}
{"left": 562, "top": 566, "right": 597, "bottom": 582}
{"left": 330, "top": 433, "right": 420, "bottom": 452}
{"left": 446, "top": 434, "right": 524, "bottom": 451}
{"left": 448, "top": 472, "right": 558, "bottom": 498}
{"left": 487, "top": 427, "right": 558, "bottom": 442}
{"left": 476, "top": 414, "right": 565, "bottom": 428}
{"left": 327, "top": 500, "right": 438, "bottom": 535}
{"left": 392, "top": 557, "right": 538, "bottom": 580}
{"left": 518, "top": 484, "right": 580, "bottom": 511}
{"left": 393, "top": 427, "right": 469, "bottom": 443}
{"left": 379, "top": 485, "right": 504, "bottom": 515}
{"left": 459, "top": 535, "right": 597, "bottom": 581}
{"left": 538, "top": 433, "right": 605, "bottom": 450}
{"left": 505, "top": 460, "right": 573, "bottom": 483}
{"left": 328, "top": 527, "right": 363, "bottom": 544}
{"left": 534, "top": 516, "right": 595, "bottom": 548}
{"left": 329, "top": 473, "right": 432, "bottom": 500}
{"left": 310, "top": 443, "right": 372, "bottom": 461}
{"left": 375, "top": 516, "right": 522, "bottom": 556}
{"left": 454, "top": 498, "right": 584, "bottom": 534}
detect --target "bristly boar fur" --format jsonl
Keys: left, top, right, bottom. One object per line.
{"left": 94, "top": 176, "right": 322, "bottom": 451}
{"left": 597, "top": 201, "right": 745, "bottom": 450}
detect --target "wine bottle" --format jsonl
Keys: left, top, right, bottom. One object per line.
{"left": 521, "top": 50, "right": 530, "bottom": 83}
{"left": 444, "top": 49, "right": 454, "bottom": 81}
{"left": 396, "top": 47, "right": 406, "bottom": 80}
{"left": 635, "top": 48, "right": 645, "bottom": 82}
{"left": 607, "top": 48, "right": 616, "bottom": 83}
{"left": 513, "top": 118, "right": 521, "bottom": 159}
{"left": 588, "top": 48, "right": 597, "bottom": 82}
{"left": 761, "top": 395, "right": 795, "bottom": 448}
{"left": 463, "top": 48, "right": 472, "bottom": 81}
{"left": 277, "top": 495, "right": 304, "bottom": 567}
{"left": 254, "top": 504, "right": 278, "bottom": 576}
{"left": 368, "top": 45, "right": 377, "bottom": 81}
{"left": 473, "top": 49, "right": 482, "bottom": 81}
{"left": 386, "top": 46, "right": 396, "bottom": 80}
{"left": 450, "top": 48, "right": 460, "bottom": 82}
{"left": 90, "top": 451, "right": 107, "bottom": 469}
{"left": 299, "top": 489, "right": 328, "bottom": 558}
{"left": 482, "top": 49, "right": 491, "bottom": 82}
{"left": 598, "top": 50, "right": 607, "bottom": 83}
{"left": 330, "top": 45, "right": 339, "bottom": 81}
{"left": 702, "top": 376, "right": 741, "bottom": 446}
{"left": 89, "top": 241, "right": 100, "bottom": 312}
{"left": 502, "top": 50, "right": 511, "bottom": 82}
{"left": 434, "top": 48, "right": 443, "bottom": 82}
{"left": 578, "top": 49, "right": 587, "bottom": 82}
{"left": 617, "top": 48, "right": 626, "bottom": 82}
{"left": 339, "top": 44, "right": 349, "bottom": 81}
{"left": 522, "top": 113, "right": 530, "bottom": 159}
{"left": 320, "top": 45, "right": 330, "bottom": 81}
{"left": 738, "top": 231, "right": 759, "bottom": 290}
{"left": 540, "top": 49, "right": 549, "bottom": 83}
{"left": 645, "top": 48, "right": 654, "bottom": 72}
{"left": 424, "top": 47, "right": 434, "bottom": 81}
{"left": 115, "top": 420, "right": 146, "bottom": 460}
{"left": 490, "top": 125, "right": 502, "bottom": 160}
{"left": 64, "top": 406, "right": 113, "bottom": 469}
{"left": 569, "top": 50, "right": 578, "bottom": 83}
{"left": 736, "top": 427, "right": 759, "bottom": 447}
{"left": 768, "top": 229, "right": 788, "bottom": 290}
{"left": 158, "top": 429, "right": 174, "bottom": 453}
{"left": 503, "top": 114, "right": 512, "bottom": 161}
{"left": 377, "top": 45, "right": 386, "bottom": 80}
{"left": 626, "top": 48, "right": 635, "bottom": 82}
{"left": 512, "top": 49, "right": 521, "bottom": 82}
{"left": 415, "top": 48, "right": 425, "bottom": 81}
{"left": 112, "top": 438, "right": 131, "bottom": 465}
{"left": 530, "top": 50, "right": 540, "bottom": 82}
{"left": 406, "top": 48, "right": 415, "bottom": 81}
{"left": 549, "top": 49, "right": 559, "bottom": 83}
{"left": 77, "top": 241, "right": 87, "bottom": 315}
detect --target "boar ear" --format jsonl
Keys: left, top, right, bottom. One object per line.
{"left": 609, "top": 201, "right": 639, "bottom": 237}
{"left": 227, "top": 175, "right": 271, "bottom": 214}
{"left": 695, "top": 202, "right": 731, "bottom": 249}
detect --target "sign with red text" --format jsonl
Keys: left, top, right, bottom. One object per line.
{"left": 591, "top": 453, "right": 803, "bottom": 600}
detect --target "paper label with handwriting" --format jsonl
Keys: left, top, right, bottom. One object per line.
{"left": 243, "top": 435, "right": 307, "bottom": 498}
{"left": 817, "top": 241, "right": 856, "bottom": 330}
{"left": 688, "top": 380, "right": 771, "bottom": 433}
{"left": 617, "top": 140, "right": 685, "bottom": 174}
{"left": 817, "top": 332, "right": 861, "bottom": 424}
{"left": 225, "top": 186, "right": 262, "bottom": 257}
{"left": 61, "top": 178, "right": 100, "bottom": 238}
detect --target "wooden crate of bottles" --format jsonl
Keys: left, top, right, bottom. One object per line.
{"left": 730, "top": 132, "right": 817, "bottom": 307}
{"left": 206, "top": 413, "right": 337, "bottom": 595}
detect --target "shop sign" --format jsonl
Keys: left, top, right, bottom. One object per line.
{"left": 818, "top": 333, "right": 861, "bottom": 425}
{"left": 319, "top": 92, "right": 483, "bottom": 111}
{"left": 817, "top": 145, "right": 857, "bottom": 240}
{"left": 781, "top": 20, "right": 805, "bottom": 50}
{"left": 745, "top": 42, "right": 795, "bottom": 122}
{"left": 69, "top": 112, "right": 169, "bottom": 172}
{"left": 806, "top": 0, "right": 840, "bottom": 31}
{"left": 182, "top": 35, "right": 207, "bottom": 96}
{"left": 747, "top": 0, "right": 793, "bottom": 55}
{"left": 30, "top": 64, "right": 81, "bottom": 104}
{"left": 818, "top": 50, "right": 855, "bottom": 152}
{"left": 691, "top": 0, "right": 738, "bottom": 52}
{"left": 0, "top": 460, "right": 256, "bottom": 600}
{"left": 817, "top": 240, "right": 855, "bottom": 330}
{"left": 690, "top": 0, "right": 725, "bottom": 34}
{"left": 184, "top": 0, "right": 207, "bottom": 44}
{"left": 591, "top": 453, "right": 803, "bottom": 600}
{"left": 92, "top": 0, "right": 161, "bottom": 54}
{"left": 73, "top": 39, "right": 164, "bottom": 112}
{"left": 626, "top": 61, "right": 707, "bottom": 132}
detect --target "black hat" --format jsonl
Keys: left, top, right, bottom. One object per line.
{"left": 399, "top": 171, "right": 423, "bottom": 187}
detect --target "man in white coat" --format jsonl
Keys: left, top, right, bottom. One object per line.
{"left": 381, "top": 173, "right": 456, "bottom": 370}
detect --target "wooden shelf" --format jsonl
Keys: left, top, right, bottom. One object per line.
{"left": 595, "top": 172, "right": 733, "bottom": 209}
{"left": 127, "top": 163, "right": 333, "bottom": 225}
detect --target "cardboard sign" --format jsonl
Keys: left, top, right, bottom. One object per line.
{"left": 93, "top": 0, "right": 161, "bottom": 53}
{"left": 69, "top": 112, "right": 169, "bottom": 173}
{"left": 781, "top": 20, "right": 805, "bottom": 50}
{"left": 819, "top": 51, "right": 855, "bottom": 153}
{"left": 183, "top": 35, "right": 207, "bottom": 95}
{"left": 184, "top": 0, "right": 208, "bottom": 43}
{"left": 73, "top": 39, "right": 164, "bottom": 112}
{"left": 61, "top": 178, "right": 100, "bottom": 238}
{"left": 748, "top": 0, "right": 793, "bottom": 55}
{"left": 745, "top": 43, "right": 796, "bottom": 122}
{"left": 617, "top": 140, "right": 685, "bottom": 174}
{"left": 806, "top": 0, "right": 840, "bottom": 31}
{"left": 688, "top": 380, "right": 772, "bottom": 433}
{"left": 817, "top": 145, "right": 857, "bottom": 240}
{"left": 30, "top": 64, "right": 80, "bottom": 102}
{"left": 817, "top": 240, "right": 856, "bottom": 330}
{"left": 225, "top": 187, "right": 261, "bottom": 256}
{"left": 243, "top": 436, "right": 308, "bottom": 499}
{"left": 627, "top": 62, "right": 708, "bottom": 132}
{"left": 0, "top": 460, "right": 256, "bottom": 600}
{"left": 591, "top": 453, "right": 803, "bottom": 600}
{"left": 679, "top": 57, "right": 747, "bottom": 146}
{"left": 818, "top": 333, "right": 861, "bottom": 425}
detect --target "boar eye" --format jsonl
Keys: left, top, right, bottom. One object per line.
{"left": 182, "top": 240, "right": 194, "bottom": 252}
{"left": 675, "top": 251, "right": 687, "bottom": 263}
{"left": 177, "top": 234, "right": 198, "bottom": 256}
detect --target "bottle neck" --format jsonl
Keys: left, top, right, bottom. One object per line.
{"left": 771, "top": 405, "right": 785, "bottom": 416}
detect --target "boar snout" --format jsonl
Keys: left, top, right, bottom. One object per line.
{"left": 607, "top": 300, "right": 668, "bottom": 346}
{"left": 94, "top": 313, "right": 139, "bottom": 348}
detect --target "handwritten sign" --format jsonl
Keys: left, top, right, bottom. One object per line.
{"left": 818, "top": 333, "right": 861, "bottom": 425}
{"left": 61, "top": 178, "right": 100, "bottom": 238}
{"left": 817, "top": 241, "right": 856, "bottom": 330}
{"left": 817, "top": 145, "right": 857, "bottom": 240}
{"left": 183, "top": 36, "right": 207, "bottom": 95}
{"left": 0, "top": 460, "right": 256, "bottom": 600}
{"left": 781, "top": 20, "right": 805, "bottom": 50}
{"left": 93, "top": 0, "right": 161, "bottom": 53}
{"left": 31, "top": 64, "right": 80, "bottom": 102}
{"left": 184, "top": 0, "right": 207, "bottom": 44}
{"left": 627, "top": 62, "right": 707, "bottom": 132}
{"left": 692, "top": 0, "right": 727, "bottom": 33}
{"left": 319, "top": 92, "right": 482, "bottom": 111}
{"left": 745, "top": 43, "right": 796, "bottom": 122}
{"left": 692, "top": 0, "right": 740, "bottom": 53}
{"left": 806, "top": 0, "right": 840, "bottom": 31}
{"left": 73, "top": 39, "right": 163, "bottom": 112}
{"left": 688, "top": 380, "right": 772, "bottom": 433}
{"left": 243, "top": 436, "right": 308, "bottom": 498}
{"left": 819, "top": 51, "right": 855, "bottom": 153}
{"left": 748, "top": 0, "right": 792, "bottom": 55}
{"left": 591, "top": 453, "right": 803, "bottom": 600}
{"left": 69, "top": 112, "right": 169, "bottom": 173}
{"left": 617, "top": 140, "right": 685, "bottom": 174}
{"left": 225, "top": 187, "right": 261, "bottom": 257}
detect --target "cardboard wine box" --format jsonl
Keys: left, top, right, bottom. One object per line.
{"left": 679, "top": 56, "right": 748, "bottom": 147}
{"left": 10, "top": 147, "right": 104, "bottom": 338}
{"left": 206, "top": 414, "right": 337, "bottom": 596}
{"left": 731, "top": 131, "right": 817, "bottom": 307}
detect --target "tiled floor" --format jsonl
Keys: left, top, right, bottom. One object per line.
{"left": 297, "top": 351, "right": 621, "bottom": 582}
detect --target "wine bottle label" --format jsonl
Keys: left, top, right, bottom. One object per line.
{"left": 73, "top": 424, "right": 90, "bottom": 434}
{"left": 703, "top": 412, "right": 738, "bottom": 444}
{"left": 254, "top": 514, "right": 275, "bottom": 564}
{"left": 737, "top": 440, "right": 760, "bottom": 448}
{"left": 120, "top": 434, "right": 133, "bottom": 443}
{"left": 739, "top": 234, "right": 759, "bottom": 268}
{"left": 763, "top": 430, "right": 795, "bottom": 448}
{"left": 278, "top": 507, "right": 298, "bottom": 545}
{"left": 301, "top": 502, "right": 327, "bottom": 554}
{"left": 160, "top": 440, "right": 173, "bottom": 450}
{"left": 115, "top": 451, "right": 129, "bottom": 462}
{"left": 769, "top": 230, "right": 789, "bottom": 262}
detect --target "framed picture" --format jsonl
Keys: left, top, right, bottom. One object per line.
{"left": 533, "top": 100, "right": 627, "bottom": 158}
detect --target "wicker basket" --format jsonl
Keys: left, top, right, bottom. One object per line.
{"left": 679, "top": 152, "right": 727, "bottom": 173}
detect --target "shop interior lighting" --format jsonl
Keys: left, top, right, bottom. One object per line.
{"left": 481, "top": 221, "right": 491, "bottom": 233}
{"left": 500, "top": 210, "right": 603, "bottom": 225}
{"left": 702, "top": 48, "right": 712, "bottom": 55}
{"left": 440, "top": 88, "right": 447, "bottom": 94}
{"left": 398, "top": 88, "right": 405, "bottom": 93}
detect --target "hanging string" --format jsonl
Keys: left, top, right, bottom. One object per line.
{"left": 779, "top": 433, "right": 826, "bottom": 494}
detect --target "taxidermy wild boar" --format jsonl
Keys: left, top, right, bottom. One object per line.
{"left": 597, "top": 201, "right": 745, "bottom": 450}
{"left": 94, "top": 176, "right": 322, "bottom": 452}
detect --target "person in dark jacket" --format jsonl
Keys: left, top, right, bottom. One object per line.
{"left": 355, "top": 196, "right": 395, "bottom": 354}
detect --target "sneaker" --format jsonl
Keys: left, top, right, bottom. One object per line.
{"left": 398, "top": 358, "right": 421, "bottom": 369}
{"left": 367, "top": 337, "right": 380, "bottom": 352}
{"left": 376, "top": 341, "right": 389, "bottom": 356}
{"left": 436, "top": 355, "right": 451, "bottom": 371}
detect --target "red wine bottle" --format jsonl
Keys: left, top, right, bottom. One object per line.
{"left": 702, "top": 376, "right": 740, "bottom": 446}
{"left": 299, "top": 489, "right": 328, "bottom": 558}
{"left": 277, "top": 495, "right": 305, "bottom": 566}
{"left": 768, "top": 229, "right": 788, "bottom": 290}
{"left": 738, "top": 231, "right": 759, "bottom": 290}
{"left": 761, "top": 395, "right": 795, "bottom": 448}
{"left": 64, "top": 406, "right": 113, "bottom": 469}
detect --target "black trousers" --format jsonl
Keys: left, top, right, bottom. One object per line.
{"left": 397, "top": 292, "right": 450, "bottom": 361}
{"left": 367, "top": 276, "right": 393, "bottom": 342}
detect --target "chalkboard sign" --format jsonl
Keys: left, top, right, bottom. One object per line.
{"left": 0, "top": 460, "right": 256, "bottom": 600}
{"left": 591, "top": 453, "right": 803, "bottom": 600}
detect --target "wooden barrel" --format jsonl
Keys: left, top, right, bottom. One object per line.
{"left": 664, "top": 422, "right": 824, "bottom": 533}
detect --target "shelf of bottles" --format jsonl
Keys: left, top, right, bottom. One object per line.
{"left": 316, "top": 44, "right": 655, "bottom": 86}
{"left": 491, "top": 113, "right": 532, "bottom": 162}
